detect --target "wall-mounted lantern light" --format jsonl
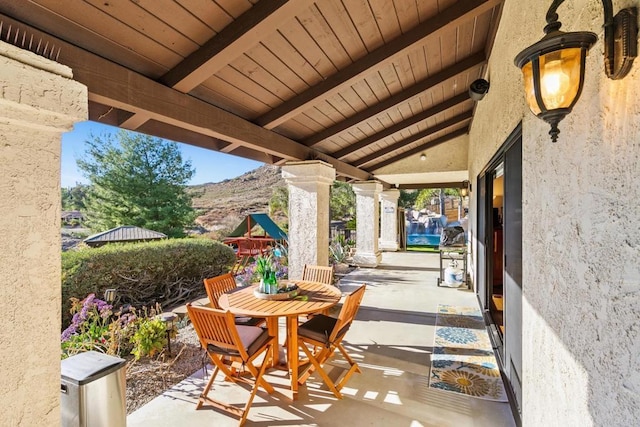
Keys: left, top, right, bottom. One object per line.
{"left": 460, "top": 180, "right": 470, "bottom": 198}
{"left": 514, "top": 0, "right": 637, "bottom": 142}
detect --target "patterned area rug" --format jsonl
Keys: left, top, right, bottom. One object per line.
{"left": 429, "top": 304, "right": 507, "bottom": 401}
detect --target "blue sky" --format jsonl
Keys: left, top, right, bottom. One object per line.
{"left": 61, "top": 121, "right": 265, "bottom": 188}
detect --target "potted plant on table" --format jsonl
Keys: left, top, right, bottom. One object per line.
{"left": 255, "top": 255, "right": 278, "bottom": 294}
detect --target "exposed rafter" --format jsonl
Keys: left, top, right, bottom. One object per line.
{"left": 0, "top": 14, "right": 370, "bottom": 181}
{"left": 161, "top": 0, "right": 309, "bottom": 92}
{"left": 366, "top": 127, "right": 469, "bottom": 171}
{"left": 256, "top": 0, "right": 501, "bottom": 129}
{"left": 332, "top": 93, "right": 471, "bottom": 159}
{"left": 118, "top": 0, "right": 310, "bottom": 130}
{"left": 354, "top": 112, "right": 473, "bottom": 167}
{"left": 304, "top": 55, "right": 483, "bottom": 149}
{"left": 0, "top": 0, "right": 506, "bottom": 187}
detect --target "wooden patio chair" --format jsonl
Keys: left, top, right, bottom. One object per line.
{"left": 297, "top": 284, "right": 366, "bottom": 399}
{"left": 186, "top": 304, "right": 276, "bottom": 426}
{"left": 302, "top": 264, "right": 334, "bottom": 285}
{"left": 301, "top": 264, "right": 335, "bottom": 317}
{"left": 203, "top": 273, "right": 265, "bottom": 327}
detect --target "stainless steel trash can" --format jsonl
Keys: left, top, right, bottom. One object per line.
{"left": 61, "top": 351, "right": 127, "bottom": 427}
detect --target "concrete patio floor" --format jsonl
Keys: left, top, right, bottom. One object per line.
{"left": 128, "top": 251, "right": 516, "bottom": 427}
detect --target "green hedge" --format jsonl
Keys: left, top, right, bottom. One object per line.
{"left": 61, "top": 238, "right": 235, "bottom": 328}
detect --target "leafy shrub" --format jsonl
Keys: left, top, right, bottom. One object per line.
{"left": 346, "top": 218, "right": 356, "bottom": 229}
{"left": 130, "top": 317, "right": 167, "bottom": 360}
{"left": 61, "top": 294, "right": 173, "bottom": 360}
{"left": 62, "top": 238, "right": 235, "bottom": 327}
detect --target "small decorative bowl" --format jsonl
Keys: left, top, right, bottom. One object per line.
{"left": 253, "top": 288, "right": 299, "bottom": 300}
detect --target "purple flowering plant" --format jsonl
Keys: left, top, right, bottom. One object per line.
{"left": 61, "top": 294, "right": 164, "bottom": 360}
{"left": 61, "top": 293, "right": 114, "bottom": 357}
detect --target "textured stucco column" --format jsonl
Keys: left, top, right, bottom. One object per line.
{"left": 282, "top": 161, "right": 335, "bottom": 280}
{"left": 0, "top": 42, "right": 88, "bottom": 426}
{"left": 352, "top": 181, "right": 383, "bottom": 267}
{"left": 379, "top": 189, "right": 400, "bottom": 251}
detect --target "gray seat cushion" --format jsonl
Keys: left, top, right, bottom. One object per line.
{"left": 207, "top": 326, "right": 271, "bottom": 358}
{"left": 298, "top": 314, "right": 349, "bottom": 346}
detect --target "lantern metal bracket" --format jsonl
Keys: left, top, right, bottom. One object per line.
{"left": 545, "top": 0, "right": 637, "bottom": 80}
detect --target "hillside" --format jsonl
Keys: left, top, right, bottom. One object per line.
{"left": 189, "top": 165, "right": 286, "bottom": 230}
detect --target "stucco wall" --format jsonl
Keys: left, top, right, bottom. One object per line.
{"left": 469, "top": 0, "right": 640, "bottom": 425}
{"left": 0, "top": 42, "right": 87, "bottom": 425}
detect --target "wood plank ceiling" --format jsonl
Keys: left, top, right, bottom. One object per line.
{"left": 0, "top": 0, "right": 503, "bottom": 186}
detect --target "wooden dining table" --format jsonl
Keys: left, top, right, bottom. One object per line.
{"left": 218, "top": 280, "right": 341, "bottom": 399}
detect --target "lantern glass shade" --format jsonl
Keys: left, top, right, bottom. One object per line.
{"left": 521, "top": 47, "right": 585, "bottom": 115}
{"left": 522, "top": 62, "right": 540, "bottom": 115}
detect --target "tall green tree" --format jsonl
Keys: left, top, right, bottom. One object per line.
{"left": 330, "top": 181, "right": 355, "bottom": 220}
{"left": 414, "top": 189, "right": 439, "bottom": 210}
{"left": 62, "top": 184, "right": 89, "bottom": 211}
{"left": 77, "top": 131, "right": 196, "bottom": 237}
{"left": 398, "top": 189, "right": 418, "bottom": 208}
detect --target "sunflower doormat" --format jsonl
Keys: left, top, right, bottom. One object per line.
{"left": 428, "top": 304, "right": 507, "bottom": 401}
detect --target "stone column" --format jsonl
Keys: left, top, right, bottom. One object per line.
{"left": 352, "top": 181, "right": 383, "bottom": 267}
{"left": 282, "top": 161, "right": 336, "bottom": 280}
{"left": 0, "top": 42, "right": 87, "bottom": 425}
{"left": 379, "top": 189, "right": 400, "bottom": 251}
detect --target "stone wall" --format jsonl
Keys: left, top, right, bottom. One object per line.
{"left": 0, "top": 42, "right": 87, "bottom": 425}
{"left": 468, "top": 0, "right": 640, "bottom": 425}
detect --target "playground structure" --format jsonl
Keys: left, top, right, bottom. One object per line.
{"left": 223, "top": 213, "right": 287, "bottom": 273}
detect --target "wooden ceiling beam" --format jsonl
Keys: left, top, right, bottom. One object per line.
{"left": 135, "top": 120, "right": 228, "bottom": 152}
{"left": 256, "top": 0, "right": 501, "bottom": 129}
{"left": 117, "top": 0, "right": 310, "bottom": 130}
{"left": 161, "top": 0, "right": 310, "bottom": 93}
{"left": 306, "top": 54, "right": 481, "bottom": 149}
{"left": 0, "top": 14, "right": 370, "bottom": 181}
{"left": 365, "top": 127, "right": 469, "bottom": 171}
{"left": 332, "top": 92, "right": 471, "bottom": 159}
{"left": 353, "top": 112, "right": 473, "bottom": 167}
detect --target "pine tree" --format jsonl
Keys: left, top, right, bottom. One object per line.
{"left": 77, "top": 131, "right": 196, "bottom": 237}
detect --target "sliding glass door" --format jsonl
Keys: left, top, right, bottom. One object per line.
{"left": 476, "top": 124, "right": 522, "bottom": 416}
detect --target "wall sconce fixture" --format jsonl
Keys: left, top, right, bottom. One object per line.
{"left": 460, "top": 180, "right": 470, "bottom": 198}
{"left": 420, "top": 153, "right": 426, "bottom": 161}
{"left": 514, "top": 1, "right": 637, "bottom": 142}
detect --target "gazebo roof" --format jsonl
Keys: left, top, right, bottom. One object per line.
{"left": 83, "top": 225, "right": 167, "bottom": 247}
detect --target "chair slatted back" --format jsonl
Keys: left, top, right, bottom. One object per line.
{"left": 203, "top": 273, "right": 237, "bottom": 309}
{"left": 329, "top": 284, "right": 366, "bottom": 342}
{"left": 302, "top": 264, "right": 334, "bottom": 285}
{"left": 187, "top": 304, "right": 247, "bottom": 359}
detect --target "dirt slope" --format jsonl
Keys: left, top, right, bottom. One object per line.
{"left": 189, "top": 165, "right": 286, "bottom": 230}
